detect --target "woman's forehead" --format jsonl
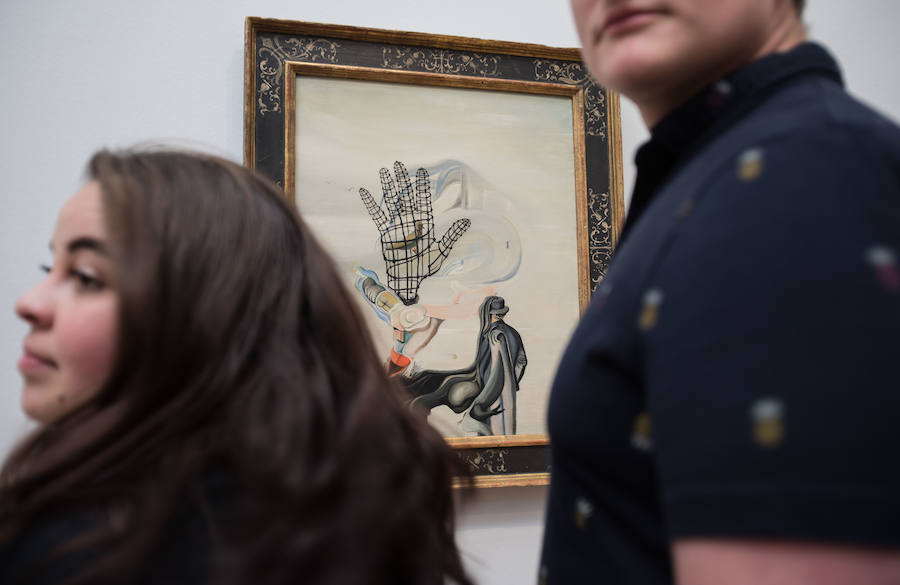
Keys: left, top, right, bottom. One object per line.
{"left": 52, "top": 181, "right": 108, "bottom": 248}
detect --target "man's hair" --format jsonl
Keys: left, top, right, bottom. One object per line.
{"left": 794, "top": 0, "right": 806, "bottom": 15}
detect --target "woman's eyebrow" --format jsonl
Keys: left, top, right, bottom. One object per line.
{"left": 64, "top": 236, "right": 109, "bottom": 255}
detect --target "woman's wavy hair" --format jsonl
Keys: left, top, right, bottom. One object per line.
{"left": 0, "top": 148, "right": 472, "bottom": 585}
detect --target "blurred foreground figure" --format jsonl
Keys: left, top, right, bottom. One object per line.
{"left": 542, "top": 1, "right": 900, "bottom": 584}
{"left": 0, "top": 148, "right": 473, "bottom": 585}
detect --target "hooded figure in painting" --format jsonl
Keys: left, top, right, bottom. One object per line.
{"left": 405, "top": 296, "right": 527, "bottom": 436}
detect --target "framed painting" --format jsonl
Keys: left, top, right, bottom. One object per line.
{"left": 244, "top": 17, "right": 624, "bottom": 487}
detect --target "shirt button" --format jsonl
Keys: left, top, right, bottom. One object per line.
{"left": 866, "top": 245, "right": 900, "bottom": 292}
{"left": 574, "top": 497, "right": 594, "bottom": 530}
{"left": 750, "top": 397, "right": 786, "bottom": 448}
{"left": 737, "top": 147, "right": 765, "bottom": 181}
{"left": 706, "top": 80, "right": 733, "bottom": 108}
{"left": 638, "top": 288, "right": 664, "bottom": 331}
{"left": 676, "top": 198, "right": 695, "bottom": 220}
{"left": 631, "top": 412, "right": 653, "bottom": 452}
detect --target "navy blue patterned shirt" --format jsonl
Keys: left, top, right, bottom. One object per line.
{"left": 540, "top": 43, "right": 900, "bottom": 585}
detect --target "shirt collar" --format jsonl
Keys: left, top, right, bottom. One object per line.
{"left": 619, "top": 42, "right": 843, "bottom": 247}
{"left": 650, "top": 42, "right": 843, "bottom": 156}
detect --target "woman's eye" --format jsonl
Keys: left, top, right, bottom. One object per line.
{"left": 70, "top": 269, "right": 104, "bottom": 291}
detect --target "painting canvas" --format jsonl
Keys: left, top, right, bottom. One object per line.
{"left": 245, "top": 18, "right": 624, "bottom": 486}
{"left": 293, "top": 74, "right": 580, "bottom": 438}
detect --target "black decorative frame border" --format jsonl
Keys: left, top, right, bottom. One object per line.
{"left": 244, "top": 17, "right": 624, "bottom": 487}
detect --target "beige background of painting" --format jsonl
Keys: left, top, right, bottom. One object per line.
{"left": 294, "top": 75, "right": 580, "bottom": 436}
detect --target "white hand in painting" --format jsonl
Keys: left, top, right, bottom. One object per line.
{"left": 358, "top": 161, "right": 471, "bottom": 305}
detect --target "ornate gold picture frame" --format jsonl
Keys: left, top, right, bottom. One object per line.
{"left": 244, "top": 17, "right": 624, "bottom": 487}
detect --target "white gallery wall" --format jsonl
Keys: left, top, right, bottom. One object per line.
{"left": 1, "top": 2, "right": 898, "bottom": 584}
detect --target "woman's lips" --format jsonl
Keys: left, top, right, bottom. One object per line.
{"left": 18, "top": 349, "right": 56, "bottom": 373}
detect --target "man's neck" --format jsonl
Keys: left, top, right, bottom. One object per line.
{"left": 638, "top": 20, "right": 807, "bottom": 128}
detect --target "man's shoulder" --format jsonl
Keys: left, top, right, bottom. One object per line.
{"left": 728, "top": 74, "right": 900, "bottom": 169}
{"left": 670, "top": 75, "right": 900, "bottom": 212}
{"left": 648, "top": 73, "right": 900, "bottom": 281}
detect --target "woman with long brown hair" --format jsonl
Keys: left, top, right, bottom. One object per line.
{"left": 0, "top": 147, "right": 472, "bottom": 585}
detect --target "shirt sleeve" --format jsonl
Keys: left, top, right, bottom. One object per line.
{"left": 642, "top": 122, "right": 900, "bottom": 547}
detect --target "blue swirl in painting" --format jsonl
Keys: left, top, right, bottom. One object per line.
{"left": 408, "top": 159, "right": 523, "bottom": 285}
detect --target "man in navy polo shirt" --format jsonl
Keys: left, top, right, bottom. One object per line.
{"left": 541, "top": 1, "right": 900, "bottom": 583}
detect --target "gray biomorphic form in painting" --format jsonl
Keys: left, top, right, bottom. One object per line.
{"left": 403, "top": 296, "right": 527, "bottom": 436}
{"left": 359, "top": 161, "right": 471, "bottom": 304}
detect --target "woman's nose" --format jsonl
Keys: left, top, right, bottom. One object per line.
{"left": 15, "top": 278, "right": 54, "bottom": 328}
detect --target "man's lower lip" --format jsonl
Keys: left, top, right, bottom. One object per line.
{"left": 604, "top": 11, "right": 659, "bottom": 36}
